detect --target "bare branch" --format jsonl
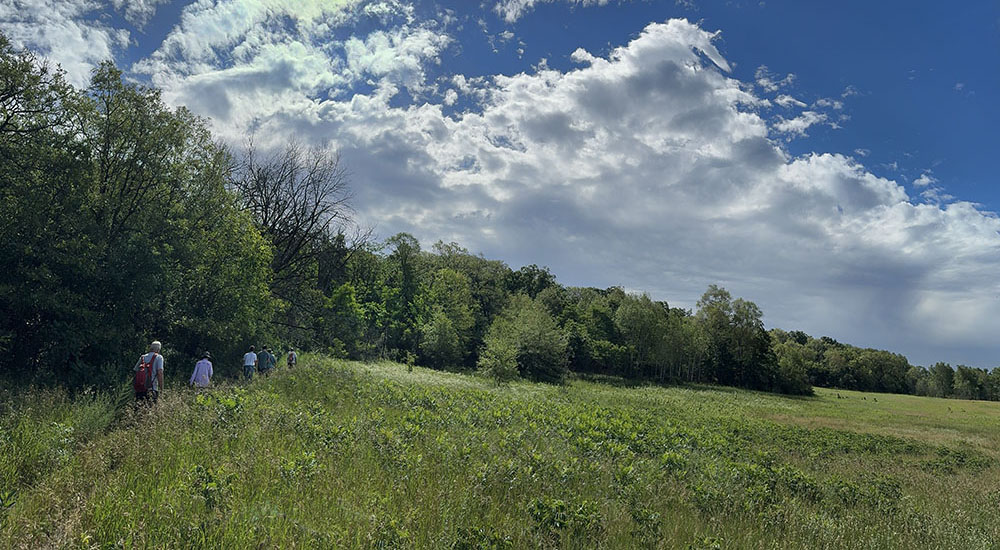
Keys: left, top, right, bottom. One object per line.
{"left": 230, "top": 139, "right": 355, "bottom": 282}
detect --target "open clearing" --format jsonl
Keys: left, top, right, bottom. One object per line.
{"left": 3, "top": 357, "right": 999, "bottom": 548}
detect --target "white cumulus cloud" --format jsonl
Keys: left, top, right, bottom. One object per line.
{"left": 343, "top": 27, "right": 451, "bottom": 90}
{"left": 132, "top": 0, "right": 451, "bottom": 132}
{"left": 21, "top": 7, "right": 1000, "bottom": 366}
{"left": 194, "top": 18, "right": 1000, "bottom": 365}
{"left": 0, "top": 0, "right": 130, "bottom": 86}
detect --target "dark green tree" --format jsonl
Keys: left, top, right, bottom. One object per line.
{"left": 507, "top": 264, "right": 556, "bottom": 298}
{"left": 424, "top": 268, "right": 477, "bottom": 365}
{"left": 420, "top": 309, "right": 462, "bottom": 369}
{"left": 482, "top": 295, "right": 568, "bottom": 384}
{"left": 772, "top": 341, "right": 814, "bottom": 395}
{"left": 929, "top": 362, "right": 954, "bottom": 398}
{"left": 428, "top": 241, "right": 512, "bottom": 352}
{"left": 317, "top": 282, "right": 365, "bottom": 358}
{"left": 384, "top": 233, "right": 428, "bottom": 357}
{"left": 478, "top": 316, "right": 519, "bottom": 385}
{"left": 696, "top": 285, "right": 735, "bottom": 384}
{"left": 614, "top": 294, "right": 669, "bottom": 379}
{"left": 0, "top": 36, "right": 93, "bottom": 377}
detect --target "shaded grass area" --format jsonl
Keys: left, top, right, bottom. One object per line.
{"left": 2, "top": 358, "right": 999, "bottom": 548}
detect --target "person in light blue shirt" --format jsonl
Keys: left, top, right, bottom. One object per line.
{"left": 259, "top": 346, "right": 276, "bottom": 376}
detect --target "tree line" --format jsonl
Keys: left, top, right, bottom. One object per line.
{"left": 771, "top": 330, "right": 1000, "bottom": 401}
{"left": 2, "top": 36, "right": 992, "bottom": 400}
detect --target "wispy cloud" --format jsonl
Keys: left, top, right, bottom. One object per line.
{"left": 814, "top": 97, "right": 843, "bottom": 109}
{"left": 493, "top": 0, "right": 613, "bottom": 22}
{"left": 774, "top": 94, "right": 806, "bottom": 108}
{"left": 914, "top": 172, "right": 937, "bottom": 187}
{"left": 111, "top": 0, "right": 170, "bottom": 28}
{"left": 841, "top": 85, "right": 860, "bottom": 97}
{"left": 774, "top": 111, "right": 827, "bottom": 136}
{"left": 755, "top": 64, "right": 795, "bottom": 92}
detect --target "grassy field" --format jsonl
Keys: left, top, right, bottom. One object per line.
{"left": 2, "top": 357, "right": 999, "bottom": 549}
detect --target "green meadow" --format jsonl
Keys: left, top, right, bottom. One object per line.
{"left": 2, "top": 356, "right": 999, "bottom": 549}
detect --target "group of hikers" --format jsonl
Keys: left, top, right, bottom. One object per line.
{"left": 133, "top": 340, "right": 298, "bottom": 401}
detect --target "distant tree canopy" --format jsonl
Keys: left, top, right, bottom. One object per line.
{"left": 3, "top": 35, "right": 992, "bottom": 400}
{"left": 769, "top": 329, "right": 1000, "bottom": 401}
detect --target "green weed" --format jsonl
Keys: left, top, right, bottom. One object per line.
{"left": 2, "top": 357, "right": 999, "bottom": 548}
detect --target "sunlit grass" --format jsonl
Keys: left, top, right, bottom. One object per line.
{"left": 2, "top": 356, "right": 999, "bottom": 548}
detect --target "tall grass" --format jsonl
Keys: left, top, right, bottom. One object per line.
{"left": 2, "top": 356, "right": 998, "bottom": 548}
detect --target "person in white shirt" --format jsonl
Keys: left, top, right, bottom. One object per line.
{"left": 190, "top": 351, "right": 213, "bottom": 388}
{"left": 287, "top": 348, "right": 297, "bottom": 369}
{"left": 242, "top": 345, "right": 258, "bottom": 381}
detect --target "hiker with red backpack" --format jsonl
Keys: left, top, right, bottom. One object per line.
{"left": 134, "top": 340, "right": 164, "bottom": 403}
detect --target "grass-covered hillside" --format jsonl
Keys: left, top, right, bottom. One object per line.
{"left": 2, "top": 357, "right": 999, "bottom": 549}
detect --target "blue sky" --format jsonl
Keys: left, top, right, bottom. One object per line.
{"left": 3, "top": 0, "right": 1000, "bottom": 367}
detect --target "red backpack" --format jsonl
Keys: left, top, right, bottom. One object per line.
{"left": 133, "top": 353, "right": 157, "bottom": 394}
